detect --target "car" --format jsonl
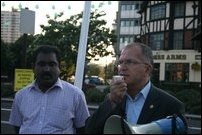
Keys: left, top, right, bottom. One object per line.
{"left": 85, "top": 76, "right": 104, "bottom": 86}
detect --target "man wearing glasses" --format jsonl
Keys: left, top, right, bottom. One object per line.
{"left": 85, "top": 42, "right": 187, "bottom": 134}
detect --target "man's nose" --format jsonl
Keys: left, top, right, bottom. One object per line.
{"left": 44, "top": 65, "right": 50, "bottom": 71}
{"left": 118, "top": 62, "right": 127, "bottom": 69}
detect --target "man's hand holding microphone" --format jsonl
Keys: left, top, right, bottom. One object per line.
{"left": 108, "top": 75, "right": 127, "bottom": 107}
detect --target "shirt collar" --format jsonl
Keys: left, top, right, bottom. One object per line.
{"left": 126, "top": 81, "right": 151, "bottom": 101}
{"left": 141, "top": 81, "right": 151, "bottom": 99}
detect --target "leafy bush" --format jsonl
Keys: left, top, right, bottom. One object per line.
{"left": 175, "top": 89, "right": 201, "bottom": 114}
{"left": 157, "top": 82, "right": 201, "bottom": 115}
{"left": 85, "top": 88, "right": 106, "bottom": 103}
{"left": 1, "top": 83, "right": 15, "bottom": 97}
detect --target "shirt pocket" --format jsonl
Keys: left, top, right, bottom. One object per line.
{"left": 46, "top": 106, "right": 72, "bottom": 130}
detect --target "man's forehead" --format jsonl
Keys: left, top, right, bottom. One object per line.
{"left": 37, "top": 52, "right": 56, "bottom": 56}
{"left": 121, "top": 46, "right": 141, "bottom": 55}
{"left": 36, "top": 53, "right": 57, "bottom": 60}
{"left": 120, "top": 46, "right": 142, "bottom": 60}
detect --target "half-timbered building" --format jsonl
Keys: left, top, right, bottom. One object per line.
{"left": 116, "top": 1, "right": 201, "bottom": 85}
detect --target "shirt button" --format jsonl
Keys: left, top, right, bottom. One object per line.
{"left": 39, "top": 121, "right": 42, "bottom": 124}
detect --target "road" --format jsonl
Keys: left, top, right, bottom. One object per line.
{"left": 1, "top": 98, "right": 201, "bottom": 134}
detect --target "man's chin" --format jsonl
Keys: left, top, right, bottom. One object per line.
{"left": 41, "top": 80, "right": 54, "bottom": 86}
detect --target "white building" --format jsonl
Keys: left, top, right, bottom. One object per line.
{"left": 115, "top": 1, "right": 143, "bottom": 55}
{"left": 1, "top": 8, "right": 22, "bottom": 43}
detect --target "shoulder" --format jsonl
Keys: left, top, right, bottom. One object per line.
{"left": 151, "top": 85, "right": 184, "bottom": 105}
{"left": 60, "top": 80, "right": 84, "bottom": 95}
{"left": 150, "top": 84, "right": 185, "bottom": 114}
{"left": 15, "top": 84, "right": 33, "bottom": 97}
{"left": 13, "top": 84, "right": 33, "bottom": 103}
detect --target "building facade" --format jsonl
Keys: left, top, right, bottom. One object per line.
{"left": 116, "top": 1, "right": 201, "bottom": 85}
{"left": 138, "top": 1, "right": 201, "bottom": 84}
{"left": 1, "top": 8, "right": 22, "bottom": 43}
{"left": 115, "top": 1, "right": 143, "bottom": 55}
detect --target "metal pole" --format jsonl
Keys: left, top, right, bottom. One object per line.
{"left": 74, "top": 1, "right": 91, "bottom": 89}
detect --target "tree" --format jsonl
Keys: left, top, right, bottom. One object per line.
{"left": 1, "top": 39, "right": 10, "bottom": 77}
{"left": 86, "top": 63, "right": 103, "bottom": 77}
{"left": 29, "top": 10, "right": 116, "bottom": 80}
{"left": 105, "top": 61, "right": 116, "bottom": 79}
{"left": 9, "top": 35, "right": 35, "bottom": 68}
{"left": 2, "top": 35, "right": 35, "bottom": 81}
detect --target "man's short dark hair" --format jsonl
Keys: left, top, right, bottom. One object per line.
{"left": 33, "top": 45, "right": 61, "bottom": 63}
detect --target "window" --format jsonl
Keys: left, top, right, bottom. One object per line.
{"left": 150, "top": 4, "right": 166, "bottom": 20}
{"left": 130, "top": 37, "right": 134, "bottom": 43}
{"left": 126, "top": 21, "right": 130, "bottom": 27}
{"left": 165, "top": 63, "right": 189, "bottom": 82}
{"left": 121, "top": 21, "right": 125, "bottom": 27}
{"left": 126, "top": 5, "right": 131, "bottom": 10}
{"left": 173, "top": 31, "right": 183, "bottom": 49}
{"left": 130, "top": 20, "right": 134, "bottom": 26}
{"left": 134, "top": 19, "right": 140, "bottom": 26}
{"left": 120, "top": 37, "right": 123, "bottom": 43}
{"left": 135, "top": 3, "right": 140, "bottom": 10}
{"left": 131, "top": 5, "right": 135, "bottom": 10}
{"left": 125, "top": 37, "right": 129, "bottom": 43}
{"left": 150, "top": 33, "right": 164, "bottom": 50}
{"left": 174, "top": 2, "right": 185, "bottom": 17}
{"left": 121, "top": 5, "right": 126, "bottom": 11}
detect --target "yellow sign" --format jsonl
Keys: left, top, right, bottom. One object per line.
{"left": 14, "top": 69, "right": 34, "bottom": 91}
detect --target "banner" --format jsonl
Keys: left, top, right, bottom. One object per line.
{"left": 14, "top": 69, "right": 34, "bottom": 91}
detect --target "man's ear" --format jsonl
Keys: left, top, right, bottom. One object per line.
{"left": 148, "top": 64, "right": 154, "bottom": 76}
{"left": 145, "top": 64, "right": 153, "bottom": 76}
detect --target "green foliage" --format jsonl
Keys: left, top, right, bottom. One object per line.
{"left": 1, "top": 39, "right": 14, "bottom": 80}
{"left": 176, "top": 89, "right": 201, "bottom": 114}
{"left": 86, "top": 64, "right": 102, "bottom": 77}
{"left": 28, "top": 10, "right": 116, "bottom": 79}
{"left": 105, "top": 61, "right": 116, "bottom": 80}
{"left": 85, "top": 88, "right": 106, "bottom": 103}
{"left": 159, "top": 82, "right": 201, "bottom": 114}
{"left": 1, "top": 39, "right": 9, "bottom": 75}
{"left": 84, "top": 85, "right": 110, "bottom": 104}
{"left": 1, "top": 83, "right": 15, "bottom": 97}
{"left": 86, "top": 61, "right": 116, "bottom": 84}
{"left": 2, "top": 10, "right": 116, "bottom": 81}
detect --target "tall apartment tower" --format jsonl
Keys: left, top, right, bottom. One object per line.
{"left": 1, "top": 8, "right": 22, "bottom": 43}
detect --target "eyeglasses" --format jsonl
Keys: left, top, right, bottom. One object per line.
{"left": 117, "top": 59, "right": 147, "bottom": 67}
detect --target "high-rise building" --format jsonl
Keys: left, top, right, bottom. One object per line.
{"left": 1, "top": 8, "right": 22, "bottom": 43}
{"left": 115, "top": 1, "right": 143, "bottom": 55}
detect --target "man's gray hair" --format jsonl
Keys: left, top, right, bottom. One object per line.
{"left": 123, "top": 42, "right": 154, "bottom": 66}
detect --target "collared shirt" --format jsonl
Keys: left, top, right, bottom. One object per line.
{"left": 125, "top": 81, "right": 151, "bottom": 125}
{"left": 9, "top": 78, "right": 90, "bottom": 134}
